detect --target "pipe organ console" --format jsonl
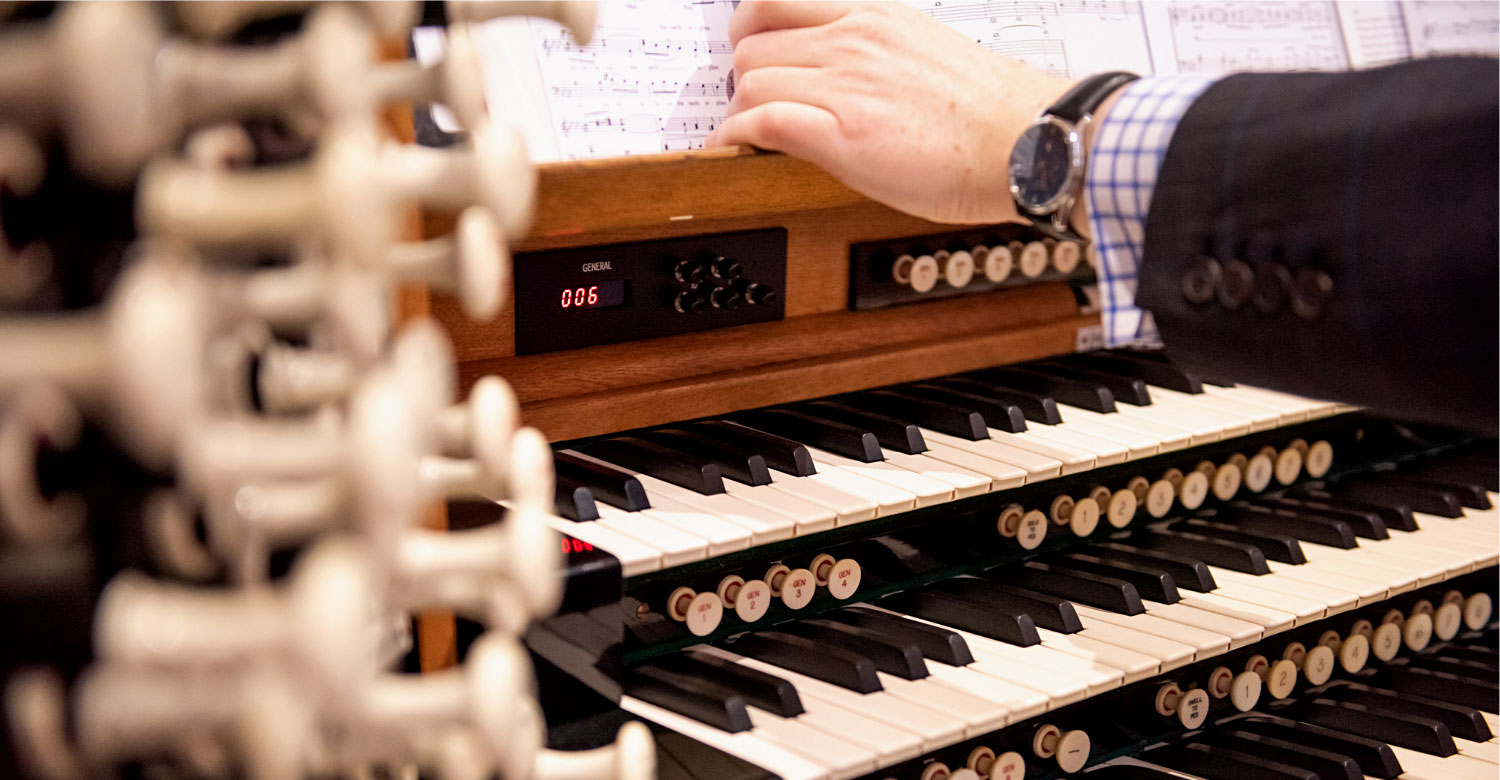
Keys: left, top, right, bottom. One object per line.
{"left": 1, "top": 3, "right": 1496, "bottom": 780}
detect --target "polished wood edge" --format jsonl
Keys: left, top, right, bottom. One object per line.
{"left": 508, "top": 314, "right": 1098, "bottom": 442}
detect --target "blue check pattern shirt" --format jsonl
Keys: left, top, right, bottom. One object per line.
{"left": 1085, "top": 75, "right": 1222, "bottom": 347}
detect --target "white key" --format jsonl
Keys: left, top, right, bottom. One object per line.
{"left": 1217, "top": 566, "right": 1361, "bottom": 614}
{"left": 1388, "top": 744, "right": 1499, "bottom": 780}
{"left": 1073, "top": 616, "right": 1197, "bottom": 671}
{"left": 638, "top": 474, "right": 800, "bottom": 542}
{"left": 743, "top": 708, "right": 877, "bottom": 777}
{"left": 594, "top": 505, "right": 707, "bottom": 566}
{"left": 1058, "top": 402, "right": 1192, "bottom": 453}
{"left": 1200, "top": 566, "right": 1328, "bottom": 622}
{"left": 987, "top": 427, "right": 1096, "bottom": 474}
{"left": 1480, "top": 710, "right": 1498, "bottom": 733}
{"left": 1199, "top": 384, "right": 1308, "bottom": 422}
{"left": 1298, "top": 543, "right": 1443, "bottom": 587}
{"left": 1036, "top": 628, "right": 1162, "bottom": 683}
{"left": 630, "top": 481, "right": 754, "bottom": 554}
{"left": 883, "top": 449, "right": 991, "bottom": 498}
{"left": 1048, "top": 404, "right": 1161, "bottom": 458}
{"left": 877, "top": 671, "right": 1010, "bottom": 736}
{"left": 801, "top": 461, "right": 915, "bottom": 518}
{"left": 1072, "top": 604, "right": 1230, "bottom": 657}
{"left": 920, "top": 660, "right": 1051, "bottom": 719}
{"left": 721, "top": 479, "right": 836, "bottom": 536}
{"left": 696, "top": 646, "right": 965, "bottom": 747}
{"left": 807, "top": 447, "right": 946, "bottom": 509}
{"left": 1144, "top": 601, "right": 1264, "bottom": 648}
{"left": 1145, "top": 386, "right": 1253, "bottom": 437}
{"left": 619, "top": 696, "right": 829, "bottom": 780}
{"left": 1454, "top": 737, "right": 1499, "bottom": 764}
{"left": 1267, "top": 552, "right": 1416, "bottom": 596}
{"left": 1232, "top": 386, "right": 1338, "bottom": 418}
{"left": 762, "top": 469, "right": 877, "bottom": 526}
{"left": 1016, "top": 424, "right": 1130, "bottom": 467}
{"left": 1177, "top": 592, "right": 1296, "bottom": 635}
{"left": 540, "top": 515, "right": 659, "bottom": 576}
{"left": 1114, "top": 393, "right": 1227, "bottom": 445}
{"left": 782, "top": 701, "right": 924, "bottom": 765}
{"left": 919, "top": 438, "right": 1028, "bottom": 489}
{"left": 921, "top": 427, "right": 1062, "bottom": 481}
{"left": 1259, "top": 559, "right": 1391, "bottom": 604}
{"left": 1159, "top": 387, "right": 1282, "bottom": 432}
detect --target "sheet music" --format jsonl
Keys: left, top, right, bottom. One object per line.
{"left": 427, "top": 0, "right": 1500, "bottom": 162}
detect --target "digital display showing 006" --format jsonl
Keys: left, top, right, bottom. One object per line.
{"left": 559, "top": 279, "right": 627, "bottom": 310}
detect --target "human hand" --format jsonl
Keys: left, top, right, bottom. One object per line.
{"left": 705, "top": 1, "right": 1071, "bottom": 224}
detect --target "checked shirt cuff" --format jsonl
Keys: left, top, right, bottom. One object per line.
{"left": 1085, "top": 74, "right": 1221, "bottom": 348}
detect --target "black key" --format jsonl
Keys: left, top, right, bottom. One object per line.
{"left": 656, "top": 651, "right": 804, "bottom": 718}
{"left": 1091, "top": 543, "right": 1218, "bottom": 592}
{"left": 1332, "top": 480, "right": 1463, "bottom": 518}
{"left": 1406, "top": 651, "right": 1499, "bottom": 678}
{"left": 690, "top": 421, "right": 817, "bottom": 477}
{"left": 1191, "top": 731, "right": 1362, "bottom": 780}
{"left": 928, "top": 377, "right": 1063, "bottom": 425}
{"left": 828, "top": 606, "right": 974, "bottom": 666}
{"left": 1312, "top": 680, "right": 1492, "bottom": 741}
{"left": 1029, "top": 360, "right": 1153, "bottom": 405}
{"left": 1062, "top": 351, "right": 1204, "bottom": 394}
{"left": 797, "top": 401, "right": 926, "bottom": 455}
{"left": 735, "top": 410, "right": 883, "bottom": 463}
{"left": 1290, "top": 699, "right": 1456, "bottom": 756}
{"left": 1235, "top": 715, "right": 1404, "bottom": 779}
{"left": 626, "top": 666, "right": 752, "bottom": 732}
{"left": 904, "top": 382, "right": 1030, "bottom": 432}
{"left": 1056, "top": 551, "right": 1181, "bottom": 603}
{"left": 1437, "top": 644, "right": 1500, "bottom": 666}
{"left": 582, "top": 437, "right": 726, "bottom": 495}
{"left": 652, "top": 739, "right": 696, "bottom": 780}
{"left": 947, "top": 576, "right": 1086, "bottom": 633}
{"left": 724, "top": 632, "right": 882, "bottom": 693}
{"left": 555, "top": 450, "right": 651, "bottom": 511}
{"left": 1144, "top": 743, "right": 1317, "bottom": 780}
{"left": 783, "top": 619, "right": 928, "bottom": 680}
{"left": 644, "top": 428, "right": 773, "bottom": 486}
{"left": 841, "top": 389, "right": 990, "bottom": 440}
{"left": 1384, "top": 474, "right": 1491, "bottom": 509}
{"left": 1081, "top": 767, "right": 1189, "bottom": 780}
{"left": 1378, "top": 665, "right": 1500, "bottom": 712}
{"left": 1292, "top": 487, "right": 1419, "bottom": 532}
{"left": 882, "top": 590, "right": 1041, "bottom": 646}
{"left": 1116, "top": 348, "right": 1233, "bottom": 386}
{"left": 1174, "top": 518, "right": 1307, "bottom": 564}
{"left": 1255, "top": 496, "right": 1389, "bottom": 539}
{"left": 1135, "top": 529, "right": 1271, "bottom": 575}
{"left": 555, "top": 478, "right": 600, "bottom": 521}
{"left": 968, "top": 365, "right": 1117, "bottom": 413}
{"left": 1214, "top": 506, "right": 1357, "bottom": 549}
{"left": 990, "top": 561, "right": 1144, "bottom": 615}
{"left": 652, "top": 724, "right": 780, "bottom": 780}
{"left": 1414, "top": 458, "right": 1499, "bottom": 491}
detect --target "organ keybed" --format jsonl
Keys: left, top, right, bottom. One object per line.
{"left": 2, "top": 3, "right": 1497, "bottom": 780}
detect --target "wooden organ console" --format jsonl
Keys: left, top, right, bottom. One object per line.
{"left": 412, "top": 140, "right": 1500, "bottom": 780}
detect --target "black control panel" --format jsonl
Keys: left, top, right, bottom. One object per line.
{"left": 514, "top": 229, "right": 787, "bottom": 355}
{"left": 849, "top": 225, "right": 1095, "bottom": 311}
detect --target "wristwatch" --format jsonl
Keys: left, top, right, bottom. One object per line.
{"left": 1008, "top": 71, "right": 1139, "bottom": 241}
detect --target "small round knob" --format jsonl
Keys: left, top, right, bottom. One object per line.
{"left": 742, "top": 282, "right": 777, "bottom": 306}
{"left": 909, "top": 254, "right": 939, "bottom": 293}
{"left": 709, "top": 285, "right": 742, "bottom": 309}
{"left": 674, "top": 290, "right": 707, "bottom": 314}
{"left": 710, "top": 255, "right": 743, "bottom": 280}
{"left": 673, "top": 259, "right": 706, "bottom": 285}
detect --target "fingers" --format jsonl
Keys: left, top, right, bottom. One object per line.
{"left": 733, "top": 26, "right": 832, "bottom": 73}
{"left": 728, "top": 0, "right": 852, "bottom": 46}
{"left": 704, "top": 101, "right": 842, "bottom": 165}
{"left": 729, "top": 65, "right": 831, "bottom": 115}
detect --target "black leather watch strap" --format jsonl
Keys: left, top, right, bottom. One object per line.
{"left": 1048, "top": 71, "right": 1139, "bottom": 122}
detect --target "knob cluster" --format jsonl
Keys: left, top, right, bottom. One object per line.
{"left": 672, "top": 254, "right": 777, "bottom": 314}
{"left": 890, "top": 237, "right": 1087, "bottom": 294}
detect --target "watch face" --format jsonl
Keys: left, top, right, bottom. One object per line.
{"left": 1009, "top": 119, "right": 1079, "bottom": 213}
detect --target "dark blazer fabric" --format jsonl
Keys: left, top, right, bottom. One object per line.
{"left": 1138, "top": 57, "right": 1498, "bottom": 434}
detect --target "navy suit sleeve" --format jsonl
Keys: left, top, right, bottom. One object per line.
{"left": 1137, "top": 57, "right": 1498, "bottom": 433}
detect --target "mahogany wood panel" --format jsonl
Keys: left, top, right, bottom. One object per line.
{"left": 516, "top": 313, "right": 1097, "bottom": 442}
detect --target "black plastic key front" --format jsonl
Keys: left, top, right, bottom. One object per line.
{"left": 968, "top": 366, "right": 1117, "bottom": 413}
{"left": 1055, "top": 552, "right": 1181, "bottom": 603}
{"left": 626, "top": 666, "right": 753, "bottom": 732}
{"left": 1144, "top": 743, "right": 1318, "bottom": 780}
{"left": 1290, "top": 699, "right": 1456, "bottom": 756}
{"left": 735, "top": 409, "right": 884, "bottom": 462}
{"left": 1254, "top": 496, "right": 1389, "bottom": 539}
{"left": 1029, "top": 360, "right": 1154, "bottom": 405}
{"left": 990, "top": 561, "right": 1145, "bottom": 615}
{"left": 903, "top": 382, "right": 1030, "bottom": 432}
{"left": 1293, "top": 487, "right": 1420, "bottom": 531}
{"left": 555, "top": 478, "right": 600, "bottom": 521}
{"left": 724, "top": 632, "right": 883, "bottom": 694}
{"left": 555, "top": 449, "right": 651, "bottom": 511}
{"left": 829, "top": 606, "right": 975, "bottom": 666}
{"left": 1174, "top": 518, "right": 1307, "bottom": 564}
{"left": 1215, "top": 506, "right": 1357, "bottom": 549}
{"left": 928, "top": 377, "right": 1063, "bottom": 425}
{"left": 1332, "top": 480, "right": 1464, "bottom": 517}
{"left": 1060, "top": 351, "right": 1204, "bottom": 394}
{"left": 1378, "top": 665, "right": 1500, "bottom": 712}
{"left": 1136, "top": 529, "right": 1272, "bottom": 575}
{"left": 882, "top": 590, "right": 1042, "bottom": 647}
{"left": 644, "top": 428, "right": 773, "bottom": 486}
{"left": 582, "top": 437, "right": 727, "bottom": 495}
{"left": 1383, "top": 474, "right": 1490, "bottom": 508}
{"left": 1234, "top": 715, "right": 1404, "bottom": 779}
{"left": 1091, "top": 543, "right": 1218, "bottom": 592}
{"left": 783, "top": 619, "right": 929, "bottom": 679}
{"left": 656, "top": 651, "right": 804, "bottom": 718}
{"left": 840, "top": 389, "right": 991, "bottom": 440}
{"left": 690, "top": 421, "right": 818, "bottom": 477}
{"left": 1191, "top": 731, "right": 1362, "bottom": 780}
{"left": 1311, "top": 680, "right": 1492, "bottom": 741}
{"left": 796, "top": 401, "right": 927, "bottom": 455}
{"left": 942, "top": 575, "right": 1087, "bottom": 633}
